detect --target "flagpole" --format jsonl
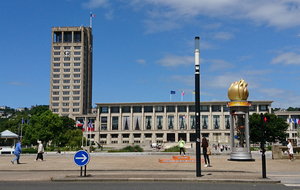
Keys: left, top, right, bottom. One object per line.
{"left": 85, "top": 119, "right": 87, "bottom": 147}
{"left": 90, "top": 122, "right": 91, "bottom": 146}
{"left": 21, "top": 118, "right": 23, "bottom": 141}
{"left": 18, "top": 123, "right": 20, "bottom": 140}
{"left": 90, "top": 12, "right": 92, "bottom": 28}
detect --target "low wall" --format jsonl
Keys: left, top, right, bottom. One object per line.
{"left": 272, "top": 145, "right": 300, "bottom": 159}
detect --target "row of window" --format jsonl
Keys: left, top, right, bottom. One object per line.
{"left": 53, "top": 85, "right": 80, "bottom": 89}
{"left": 54, "top": 63, "right": 81, "bottom": 67}
{"left": 99, "top": 115, "right": 230, "bottom": 131}
{"left": 53, "top": 31, "right": 82, "bottom": 43}
{"left": 52, "top": 97, "right": 80, "bottom": 101}
{"left": 52, "top": 102, "right": 80, "bottom": 107}
{"left": 100, "top": 105, "right": 268, "bottom": 113}
{"left": 53, "top": 46, "right": 82, "bottom": 50}
{"left": 98, "top": 133, "right": 222, "bottom": 143}
{"left": 53, "top": 91, "right": 80, "bottom": 95}
{"left": 53, "top": 80, "right": 80, "bottom": 84}
{"left": 52, "top": 108, "right": 80, "bottom": 112}
{"left": 54, "top": 57, "right": 81, "bottom": 61}
{"left": 54, "top": 51, "right": 81, "bottom": 56}
{"left": 53, "top": 74, "right": 81, "bottom": 78}
{"left": 53, "top": 69, "right": 81, "bottom": 72}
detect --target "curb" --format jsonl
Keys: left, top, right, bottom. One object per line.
{"left": 51, "top": 177, "right": 281, "bottom": 184}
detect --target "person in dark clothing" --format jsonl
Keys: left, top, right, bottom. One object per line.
{"left": 201, "top": 137, "right": 211, "bottom": 167}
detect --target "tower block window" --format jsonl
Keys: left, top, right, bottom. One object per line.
{"left": 54, "top": 32, "right": 62, "bottom": 43}
{"left": 64, "top": 32, "right": 72, "bottom": 42}
{"left": 74, "top": 32, "right": 81, "bottom": 42}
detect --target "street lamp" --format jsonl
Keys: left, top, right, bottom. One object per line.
{"left": 195, "top": 36, "right": 201, "bottom": 177}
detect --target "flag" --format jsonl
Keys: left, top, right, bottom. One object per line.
{"left": 289, "top": 118, "right": 292, "bottom": 123}
{"left": 90, "top": 13, "right": 96, "bottom": 17}
{"left": 193, "top": 90, "right": 195, "bottom": 94}
{"left": 298, "top": 119, "right": 300, "bottom": 124}
{"left": 292, "top": 119, "right": 294, "bottom": 124}
{"left": 77, "top": 120, "right": 83, "bottom": 127}
{"left": 27, "top": 119, "right": 29, "bottom": 125}
{"left": 90, "top": 123, "right": 94, "bottom": 131}
{"left": 296, "top": 119, "right": 299, "bottom": 124}
{"left": 182, "top": 91, "right": 185, "bottom": 96}
{"left": 170, "top": 91, "right": 175, "bottom": 94}
{"left": 22, "top": 118, "right": 24, "bottom": 124}
{"left": 83, "top": 121, "right": 85, "bottom": 132}
{"left": 294, "top": 118, "right": 297, "bottom": 124}
{"left": 87, "top": 122, "right": 90, "bottom": 131}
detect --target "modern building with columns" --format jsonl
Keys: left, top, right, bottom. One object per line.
{"left": 274, "top": 111, "right": 300, "bottom": 146}
{"left": 76, "top": 100, "right": 273, "bottom": 146}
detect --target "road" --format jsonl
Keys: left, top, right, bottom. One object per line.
{"left": 0, "top": 182, "right": 295, "bottom": 190}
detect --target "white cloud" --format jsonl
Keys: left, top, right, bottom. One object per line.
{"left": 205, "top": 59, "right": 234, "bottom": 71}
{"left": 213, "top": 32, "right": 234, "bottom": 40}
{"left": 134, "top": 0, "right": 300, "bottom": 33}
{"left": 83, "top": 0, "right": 300, "bottom": 33}
{"left": 155, "top": 55, "right": 194, "bottom": 67}
{"left": 142, "top": 19, "right": 181, "bottom": 34}
{"left": 238, "top": 55, "right": 253, "bottom": 62}
{"left": 271, "top": 52, "right": 300, "bottom": 65}
{"left": 105, "top": 10, "right": 114, "bottom": 19}
{"left": 82, "top": 0, "right": 110, "bottom": 9}
{"left": 136, "top": 59, "right": 146, "bottom": 65}
{"left": 258, "top": 88, "right": 286, "bottom": 98}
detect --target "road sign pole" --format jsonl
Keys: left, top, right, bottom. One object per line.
{"left": 74, "top": 150, "right": 90, "bottom": 177}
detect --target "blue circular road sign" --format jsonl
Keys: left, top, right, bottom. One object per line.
{"left": 74, "top": 150, "right": 90, "bottom": 166}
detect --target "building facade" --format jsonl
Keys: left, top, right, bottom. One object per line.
{"left": 76, "top": 101, "right": 273, "bottom": 146}
{"left": 49, "top": 26, "right": 93, "bottom": 117}
{"left": 274, "top": 111, "right": 300, "bottom": 146}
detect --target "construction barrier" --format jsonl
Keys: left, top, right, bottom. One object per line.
{"left": 159, "top": 156, "right": 204, "bottom": 163}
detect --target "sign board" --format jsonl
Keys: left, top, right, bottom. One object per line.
{"left": 74, "top": 150, "right": 90, "bottom": 167}
{"left": 227, "top": 101, "right": 251, "bottom": 107}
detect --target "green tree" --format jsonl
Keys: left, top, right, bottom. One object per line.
{"left": 286, "top": 107, "right": 298, "bottom": 111}
{"left": 249, "top": 113, "right": 288, "bottom": 144}
{"left": 65, "top": 129, "right": 84, "bottom": 148}
{"left": 23, "top": 110, "right": 62, "bottom": 145}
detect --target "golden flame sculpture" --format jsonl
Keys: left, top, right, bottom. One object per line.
{"left": 228, "top": 79, "right": 249, "bottom": 101}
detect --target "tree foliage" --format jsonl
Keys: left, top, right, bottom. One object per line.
{"left": 249, "top": 113, "right": 288, "bottom": 144}
{"left": 286, "top": 107, "right": 299, "bottom": 111}
{"left": 0, "top": 105, "right": 79, "bottom": 148}
{"left": 65, "top": 129, "right": 84, "bottom": 148}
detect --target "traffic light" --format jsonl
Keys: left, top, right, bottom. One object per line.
{"left": 264, "top": 116, "right": 270, "bottom": 123}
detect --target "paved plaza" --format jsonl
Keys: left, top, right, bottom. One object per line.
{"left": 0, "top": 150, "right": 299, "bottom": 185}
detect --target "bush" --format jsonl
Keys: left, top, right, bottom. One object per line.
{"left": 22, "top": 148, "right": 37, "bottom": 154}
{"left": 163, "top": 145, "right": 183, "bottom": 152}
{"left": 108, "top": 145, "right": 143, "bottom": 153}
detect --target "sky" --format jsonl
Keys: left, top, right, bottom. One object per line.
{"left": 1, "top": 0, "right": 300, "bottom": 110}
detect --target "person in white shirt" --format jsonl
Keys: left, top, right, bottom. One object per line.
{"left": 35, "top": 141, "right": 44, "bottom": 161}
{"left": 287, "top": 139, "right": 295, "bottom": 161}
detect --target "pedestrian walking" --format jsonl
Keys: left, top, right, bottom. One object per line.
{"left": 35, "top": 141, "right": 44, "bottom": 161}
{"left": 178, "top": 137, "right": 185, "bottom": 156}
{"left": 11, "top": 140, "right": 22, "bottom": 164}
{"left": 287, "top": 139, "right": 295, "bottom": 161}
{"left": 201, "top": 137, "right": 211, "bottom": 167}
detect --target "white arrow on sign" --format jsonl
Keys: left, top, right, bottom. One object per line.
{"left": 75, "top": 154, "right": 87, "bottom": 162}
